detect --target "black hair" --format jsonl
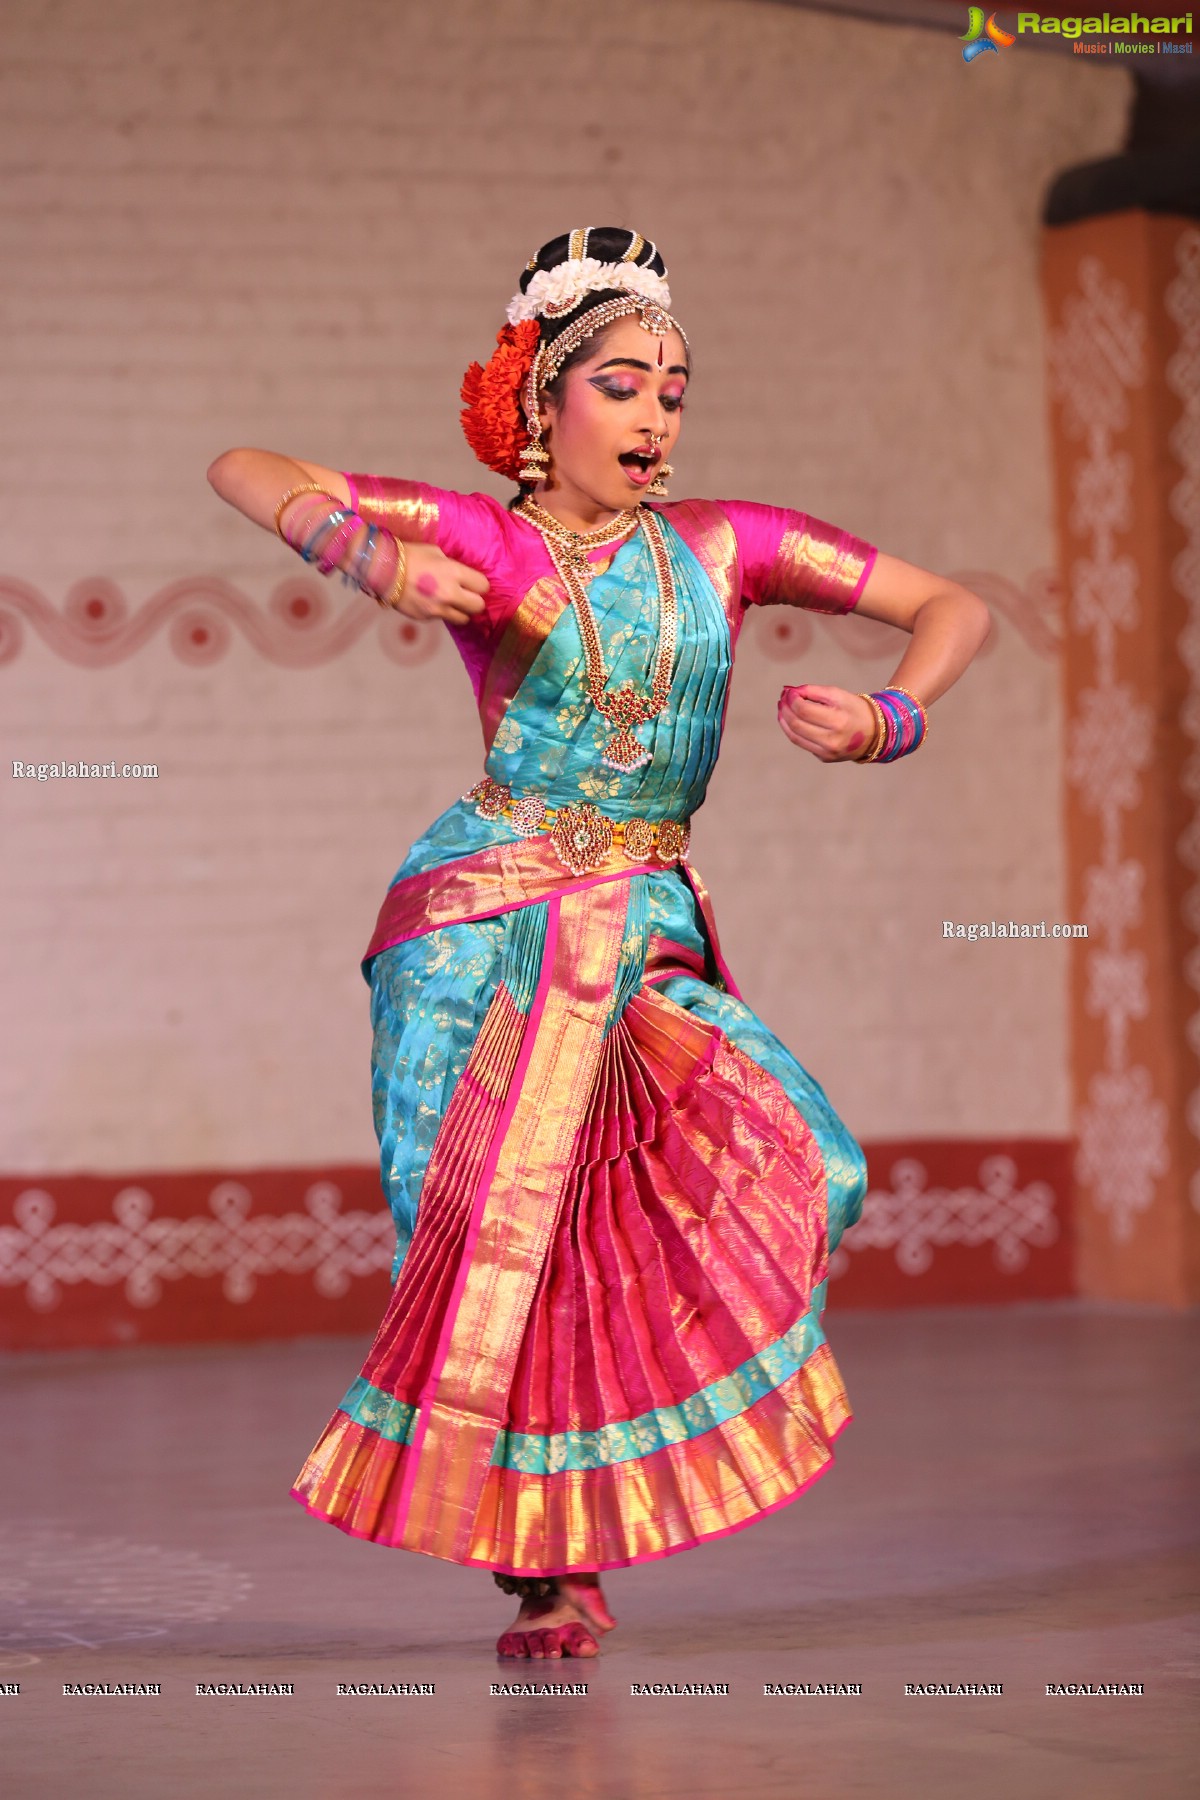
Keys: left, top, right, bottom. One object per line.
{"left": 518, "top": 227, "right": 667, "bottom": 303}
{"left": 508, "top": 227, "right": 685, "bottom": 504}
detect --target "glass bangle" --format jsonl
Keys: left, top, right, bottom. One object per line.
{"left": 298, "top": 506, "right": 345, "bottom": 564}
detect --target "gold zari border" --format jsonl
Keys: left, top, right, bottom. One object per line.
{"left": 292, "top": 1340, "right": 850, "bottom": 1570}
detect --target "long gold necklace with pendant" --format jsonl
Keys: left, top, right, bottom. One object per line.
{"left": 516, "top": 498, "right": 678, "bottom": 773}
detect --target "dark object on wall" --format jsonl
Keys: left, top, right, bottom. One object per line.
{"left": 1045, "top": 67, "right": 1200, "bottom": 225}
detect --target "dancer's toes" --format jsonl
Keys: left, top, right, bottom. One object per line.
{"left": 495, "top": 1610, "right": 599, "bottom": 1659}
{"left": 558, "top": 1622, "right": 599, "bottom": 1658}
{"left": 496, "top": 1587, "right": 604, "bottom": 1660}
{"left": 521, "top": 1623, "right": 598, "bottom": 1659}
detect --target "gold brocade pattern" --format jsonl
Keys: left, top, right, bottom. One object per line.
{"left": 365, "top": 839, "right": 675, "bottom": 965}
{"left": 479, "top": 577, "right": 567, "bottom": 757}
{"left": 395, "top": 879, "right": 632, "bottom": 1563}
{"left": 353, "top": 484, "right": 441, "bottom": 544}
{"left": 654, "top": 500, "right": 741, "bottom": 637}
{"left": 469, "top": 1345, "right": 850, "bottom": 1569}
{"left": 762, "top": 526, "right": 874, "bottom": 616}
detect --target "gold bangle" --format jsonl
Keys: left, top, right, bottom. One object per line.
{"left": 273, "top": 482, "right": 334, "bottom": 540}
{"left": 855, "top": 693, "right": 887, "bottom": 763}
{"left": 379, "top": 539, "right": 409, "bottom": 611}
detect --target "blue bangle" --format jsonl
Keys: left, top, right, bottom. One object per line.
{"left": 300, "top": 507, "right": 347, "bottom": 564}
{"left": 870, "top": 688, "right": 926, "bottom": 761}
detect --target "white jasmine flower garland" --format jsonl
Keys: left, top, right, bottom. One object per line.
{"left": 506, "top": 258, "right": 673, "bottom": 325}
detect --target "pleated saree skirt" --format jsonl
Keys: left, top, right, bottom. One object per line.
{"left": 290, "top": 860, "right": 866, "bottom": 1574}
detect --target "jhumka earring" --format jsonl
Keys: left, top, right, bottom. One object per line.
{"left": 646, "top": 433, "right": 673, "bottom": 498}
{"left": 518, "top": 431, "right": 551, "bottom": 485}
{"left": 518, "top": 407, "right": 552, "bottom": 486}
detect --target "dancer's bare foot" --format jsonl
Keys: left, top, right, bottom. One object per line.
{"left": 495, "top": 1591, "right": 599, "bottom": 1660}
{"left": 556, "top": 1571, "right": 617, "bottom": 1635}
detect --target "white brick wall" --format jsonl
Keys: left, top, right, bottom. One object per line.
{"left": 0, "top": 0, "right": 1128, "bottom": 1171}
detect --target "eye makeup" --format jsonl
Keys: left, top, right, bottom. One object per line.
{"left": 589, "top": 377, "right": 640, "bottom": 401}
{"left": 588, "top": 376, "right": 687, "bottom": 408}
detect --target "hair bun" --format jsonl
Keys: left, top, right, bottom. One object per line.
{"left": 517, "top": 226, "right": 667, "bottom": 296}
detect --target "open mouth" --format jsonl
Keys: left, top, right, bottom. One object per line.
{"left": 618, "top": 447, "right": 661, "bottom": 486}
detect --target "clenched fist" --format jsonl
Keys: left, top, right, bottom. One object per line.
{"left": 387, "top": 542, "right": 490, "bottom": 628}
{"left": 776, "top": 684, "right": 877, "bottom": 763}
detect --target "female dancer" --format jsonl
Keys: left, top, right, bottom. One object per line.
{"left": 208, "top": 227, "right": 990, "bottom": 1661}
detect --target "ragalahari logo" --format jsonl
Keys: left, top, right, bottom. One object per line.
{"left": 961, "top": 7, "right": 1018, "bottom": 58}
{"left": 964, "top": 8, "right": 1021, "bottom": 58}
{"left": 960, "top": 10, "right": 1194, "bottom": 61}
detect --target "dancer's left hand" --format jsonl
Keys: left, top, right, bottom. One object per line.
{"left": 777, "top": 684, "right": 877, "bottom": 762}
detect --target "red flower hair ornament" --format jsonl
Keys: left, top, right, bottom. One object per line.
{"left": 459, "top": 320, "right": 542, "bottom": 482}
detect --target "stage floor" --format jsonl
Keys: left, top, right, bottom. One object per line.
{"left": 1, "top": 1300, "right": 1197, "bottom": 1799}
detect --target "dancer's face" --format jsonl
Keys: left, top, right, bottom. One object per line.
{"left": 537, "top": 314, "right": 689, "bottom": 518}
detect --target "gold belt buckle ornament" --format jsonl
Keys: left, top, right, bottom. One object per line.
{"left": 550, "top": 803, "right": 615, "bottom": 876}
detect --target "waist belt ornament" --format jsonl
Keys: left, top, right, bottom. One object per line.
{"left": 463, "top": 777, "right": 691, "bottom": 878}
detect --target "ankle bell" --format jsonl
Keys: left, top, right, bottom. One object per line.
{"left": 492, "top": 1571, "right": 559, "bottom": 1600}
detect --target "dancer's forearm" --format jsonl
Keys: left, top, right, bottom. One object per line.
{"left": 852, "top": 552, "right": 991, "bottom": 706}
{"left": 206, "top": 447, "right": 352, "bottom": 534}
{"left": 882, "top": 585, "right": 992, "bottom": 707}
{"left": 206, "top": 447, "right": 489, "bottom": 625}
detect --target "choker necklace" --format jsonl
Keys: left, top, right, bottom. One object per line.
{"left": 516, "top": 497, "right": 641, "bottom": 569}
{"left": 517, "top": 497, "right": 677, "bottom": 772}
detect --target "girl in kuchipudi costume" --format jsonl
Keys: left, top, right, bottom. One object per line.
{"left": 208, "top": 226, "right": 989, "bottom": 1659}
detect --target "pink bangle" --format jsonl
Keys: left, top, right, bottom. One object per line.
{"left": 368, "top": 531, "right": 399, "bottom": 605}
{"left": 315, "top": 515, "right": 360, "bottom": 576}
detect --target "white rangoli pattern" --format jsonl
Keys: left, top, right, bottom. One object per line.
{"left": 2, "top": 1158, "right": 1064, "bottom": 1315}
{"left": 1048, "top": 254, "right": 1168, "bottom": 1243}
{"left": 1166, "top": 228, "right": 1200, "bottom": 1217}
{"left": 0, "top": 1181, "right": 394, "bottom": 1312}
{"left": 0, "top": 1526, "right": 251, "bottom": 1657}
{"left": 829, "top": 1155, "right": 1059, "bottom": 1279}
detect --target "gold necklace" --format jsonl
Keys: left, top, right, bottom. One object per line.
{"left": 518, "top": 499, "right": 677, "bottom": 772}
{"left": 516, "top": 497, "right": 641, "bottom": 569}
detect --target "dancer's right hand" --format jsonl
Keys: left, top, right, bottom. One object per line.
{"left": 390, "top": 542, "right": 489, "bottom": 627}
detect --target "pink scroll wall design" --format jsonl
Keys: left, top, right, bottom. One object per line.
{"left": 0, "top": 569, "right": 1062, "bottom": 669}
{"left": 753, "top": 567, "right": 1063, "bottom": 661}
{"left": 0, "top": 576, "right": 440, "bottom": 669}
